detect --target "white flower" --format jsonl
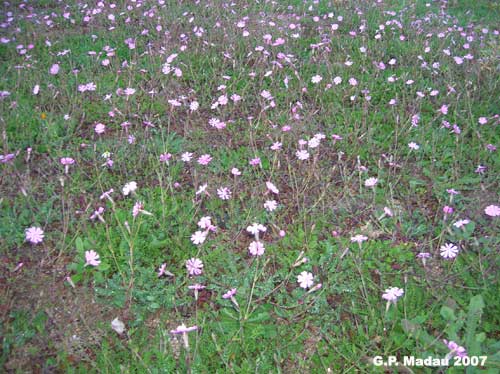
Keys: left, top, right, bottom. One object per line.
{"left": 195, "top": 183, "right": 208, "bottom": 195}
{"left": 382, "top": 287, "right": 404, "bottom": 302}
{"left": 217, "top": 187, "right": 231, "bottom": 200}
{"left": 191, "top": 230, "right": 207, "bottom": 245}
{"left": 266, "top": 181, "right": 279, "bottom": 194}
{"left": 453, "top": 219, "right": 470, "bottom": 228}
{"left": 364, "top": 177, "right": 378, "bottom": 187}
{"left": 408, "top": 142, "right": 420, "bottom": 150}
{"left": 122, "top": 181, "right": 137, "bottom": 196}
{"left": 308, "top": 137, "right": 320, "bottom": 148}
{"left": 311, "top": 75, "right": 322, "bottom": 84}
{"left": 197, "top": 216, "right": 212, "bottom": 229}
{"left": 440, "top": 243, "right": 459, "bottom": 259}
{"left": 350, "top": 234, "right": 368, "bottom": 243}
{"left": 25, "top": 227, "right": 44, "bottom": 244}
{"left": 297, "top": 271, "right": 314, "bottom": 289}
{"left": 264, "top": 200, "right": 278, "bottom": 212}
{"left": 484, "top": 205, "right": 500, "bottom": 217}
{"left": 248, "top": 241, "right": 265, "bottom": 256}
{"left": 296, "top": 150, "right": 310, "bottom": 160}
{"left": 246, "top": 223, "right": 267, "bottom": 236}
{"left": 189, "top": 101, "right": 199, "bottom": 111}
{"left": 111, "top": 318, "right": 126, "bottom": 334}
{"left": 181, "top": 152, "right": 193, "bottom": 162}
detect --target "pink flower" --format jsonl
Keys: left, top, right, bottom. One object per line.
{"left": 25, "top": 227, "right": 44, "bottom": 244}
{"left": 443, "top": 206, "right": 454, "bottom": 214}
{"left": 197, "top": 216, "right": 212, "bottom": 229}
{"left": 453, "top": 219, "right": 470, "bottom": 228}
{"left": 444, "top": 340, "right": 467, "bottom": 358}
{"left": 160, "top": 153, "right": 172, "bottom": 162}
{"left": 197, "top": 154, "right": 212, "bottom": 165}
{"left": 190, "top": 230, "right": 207, "bottom": 245}
{"left": 186, "top": 258, "right": 203, "bottom": 276}
{"left": 364, "top": 177, "right": 378, "bottom": 187}
{"left": 90, "top": 207, "right": 105, "bottom": 222}
{"left": 60, "top": 157, "right": 75, "bottom": 173}
{"left": 475, "top": 165, "right": 486, "bottom": 174}
{"left": 417, "top": 252, "right": 431, "bottom": 266}
{"left": 49, "top": 63, "right": 60, "bottom": 75}
{"left": 249, "top": 157, "right": 261, "bottom": 166}
{"left": 297, "top": 271, "right": 314, "bottom": 289}
{"left": 158, "top": 263, "right": 167, "bottom": 277}
{"left": 123, "top": 87, "right": 136, "bottom": 96}
{"left": 60, "top": 157, "right": 74, "bottom": 165}
{"left": 408, "top": 142, "right": 420, "bottom": 150}
{"left": 246, "top": 223, "right": 267, "bottom": 236}
{"left": 170, "top": 324, "right": 198, "bottom": 349}
{"left": 132, "top": 201, "right": 143, "bottom": 217}
{"left": 264, "top": 200, "right": 278, "bottom": 212}
{"left": 122, "top": 181, "right": 137, "bottom": 196}
{"left": 486, "top": 144, "right": 496, "bottom": 152}
{"left": 248, "top": 241, "right": 265, "bottom": 256}
{"left": 484, "top": 205, "right": 500, "bottom": 217}
{"left": 195, "top": 183, "right": 208, "bottom": 196}
{"left": 84, "top": 250, "right": 101, "bottom": 267}
{"left": 222, "top": 288, "right": 237, "bottom": 299}
{"left": 266, "top": 181, "right": 279, "bottom": 194}
{"left": 311, "top": 75, "right": 322, "bottom": 84}
{"left": 188, "top": 284, "right": 205, "bottom": 291}
{"left": 231, "top": 167, "right": 241, "bottom": 176}
{"left": 170, "top": 324, "right": 198, "bottom": 334}
{"left": 270, "top": 142, "right": 282, "bottom": 151}
{"left": 296, "top": 150, "right": 310, "bottom": 160}
{"left": 217, "top": 187, "right": 231, "bottom": 200}
{"left": 95, "top": 123, "right": 106, "bottom": 134}
{"left": 351, "top": 234, "right": 368, "bottom": 243}
{"left": 100, "top": 189, "right": 114, "bottom": 201}
{"left": 382, "top": 287, "right": 404, "bottom": 302}
{"left": 440, "top": 243, "right": 459, "bottom": 259}
{"left": 383, "top": 207, "right": 393, "bottom": 217}
{"left": 181, "top": 152, "right": 193, "bottom": 162}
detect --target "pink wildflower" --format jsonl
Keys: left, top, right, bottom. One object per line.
{"left": 186, "top": 258, "right": 203, "bottom": 276}
{"left": 297, "top": 271, "right": 314, "bottom": 289}
{"left": 248, "top": 241, "right": 265, "bottom": 256}
{"left": 25, "top": 227, "right": 44, "bottom": 244}
{"left": 84, "top": 250, "right": 101, "bottom": 267}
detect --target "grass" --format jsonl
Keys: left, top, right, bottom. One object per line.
{"left": 1, "top": 0, "right": 499, "bottom": 372}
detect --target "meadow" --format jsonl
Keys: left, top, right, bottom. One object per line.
{"left": 0, "top": 0, "right": 499, "bottom": 372}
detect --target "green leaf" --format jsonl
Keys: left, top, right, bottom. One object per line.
{"left": 475, "top": 333, "right": 486, "bottom": 343}
{"left": 440, "top": 306, "right": 456, "bottom": 321}
{"left": 99, "top": 262, "right": 110, "bottom": 271}
{"left": 75, "top": 237, "right": 84, "bottom": 253}
{"left": 247, "top": 311, "right": 270, "bottom": 323}
{"left": 401, "top": 319, "right": 435, "bottom": 346}
{"left": 466, "top": 295, "right": 485, "bottom": 356}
